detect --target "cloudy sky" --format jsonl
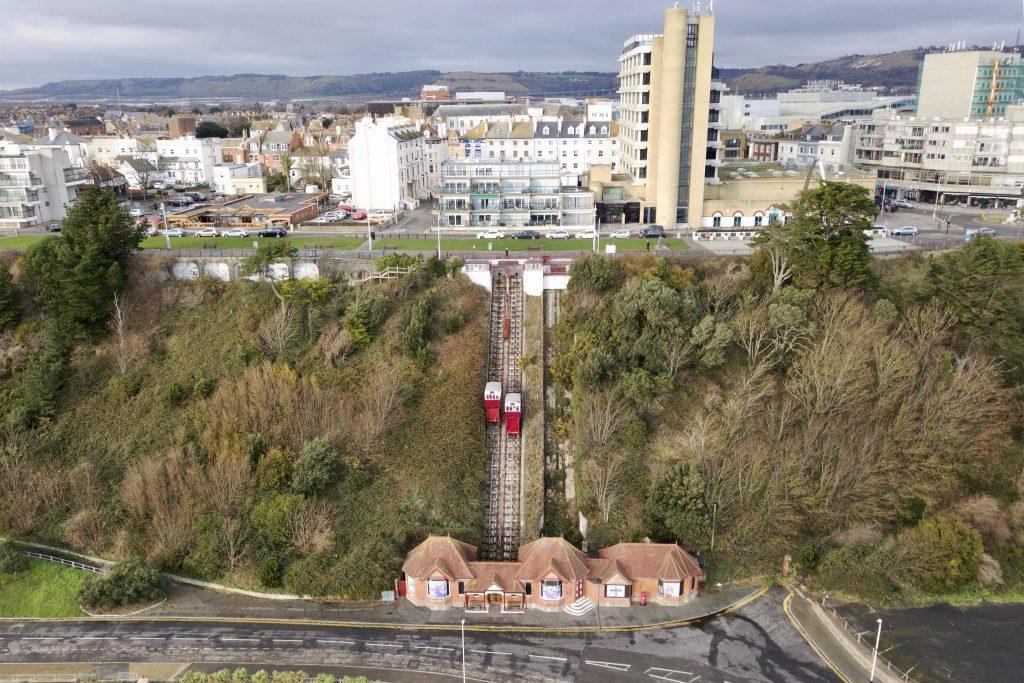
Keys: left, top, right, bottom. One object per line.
{"left": 1, "top": 0, "right": 1020, "bottom": 90}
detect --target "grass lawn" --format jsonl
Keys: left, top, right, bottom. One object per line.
{"left": 0, "top": 235, "right": 49, "bottom": 249}
{"left": 138, "top": 236, "right": 367, "bottom": 250}
{"left": 0, "top": 559, "right": 89, "bottom": 617}
{"left": 373, "top": 237, "right": 690, "bottom": 252}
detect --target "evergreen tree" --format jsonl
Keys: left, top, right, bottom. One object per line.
{"left": 645, "top": 461, "right": 712, "bottom": 547}
{"left": 0, "top": 265, "right": 21, "bottom": 329}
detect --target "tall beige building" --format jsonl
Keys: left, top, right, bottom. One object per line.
{"left": 617, "top": 6, "right": 723, "bottom": 226}
{"left": 916, "top": 49, "right": 1024, "bottom": 120}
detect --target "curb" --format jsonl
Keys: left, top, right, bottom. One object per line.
{"left": 783, "top": 590, "right": 851, "bottom": 683}
{"left": 0, "top": 585, "right": 769, "bottom": 635}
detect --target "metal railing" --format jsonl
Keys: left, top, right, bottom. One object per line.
{"left": 22, "top": 550, "right": 102, "bottom": 573}
{"left": 817, "top": 598, "right": 918, "bottom": 682}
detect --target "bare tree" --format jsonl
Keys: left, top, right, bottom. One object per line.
{"left": 110, "top": 292, "right": 132, "bottom": 375}
{"left": 357, "top": 362, "right": 404, "bottom": 450}
{"left": 573, "top": 387, "right": 630, "bottom": 452}
{"left": 289, "top": 500, "right": 335, "bottom": 554}
{"left": 258, "top": 305, "right": 298, "bottom": 361}
{"left": 767, "top": 246, "right": 792, "bottom": 292}
{"left": 581, "top": 450, "right": 628, "bottom": 523}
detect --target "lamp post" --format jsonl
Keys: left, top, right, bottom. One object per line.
{"left": 870, "top": 618, "right": 882, "bottom": 682}
{"left": 460, "top": 618, "right": 467, "bottom": 683}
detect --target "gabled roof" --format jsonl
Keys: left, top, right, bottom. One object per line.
{"left": 484, "top": 123, "right": 510, "bottom": 139}
{"left": 32, "top": 130, "right": 87, "bottom": 146}
{"left": 597, "top": 542, "right": 703, "bottom": 582}
{"left": 516, "top": 537, "right": 590, "bottom": 583}
{"left": 118, "top": 157, "right": 157, "bottom": 173}
{"left": 262, "top": 130, "right": 295, "bottom": 145}
{"left": 586, "top": 557, "right": 632, "bottom": 584}
{"left": 462, "top": 122, "right": 487, "bottom": 140}
{"left": 402, "top": 535, "right": 477, "bottom": 580}
{"left": 465, "top": 562, "right": 521, "bottom": 592}
{"left": 509, "top": 121, "right": 534, "bottom": 139}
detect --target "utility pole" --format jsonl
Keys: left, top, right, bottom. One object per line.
{"left": 436, "top": 189, "right": 442, "bottom": 260}
{"left": 870, "top": 618, "right": 882, "bottom": 682}
{"left": 710, "top": 501, "right": 718, "bottom": 551}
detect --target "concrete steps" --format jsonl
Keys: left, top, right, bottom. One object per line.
{"left": 563, "top": 596, "right": 595, "bottom": 617}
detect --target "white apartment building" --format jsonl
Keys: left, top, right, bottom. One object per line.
{"left": 349, "top": 116, "right": 430, "bottom": 211}
{"left": 211, "top": 162, "right": 266, "bottom": 196}
{"left": 86, "top": 136, "right": 141, "bottom": 166}
{"left": 721, "top": 84, "right": 915, "bottom": 132}
{"left": 155, "top": 136, "right": 221, "bottom": 186}
{"left": 459, "top": 119, "right": 617, "bottom": 186}
{"left": 438, "top": 159, "right": 595, "bottom": 229}
{"left": 0, "top": 143, "right": 88, "bottom": 230}
{"left": 26, "top": 129, "right": 90, "bottom": 168}
{"left": 776, "top": 123, "right": 852, "bottom": 170}
{"left": 432, "top": 103, "right": 531, "bottom": 137}
{"left": 851, "top": 105, "right": 1024, "bottom": 205}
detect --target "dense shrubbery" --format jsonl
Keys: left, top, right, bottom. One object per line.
{"left": 77, "top": 559, "right": 165, "bottom": 611}
{"left": 0, "top": 542, "right": 28, "bottom": 577}
{"left": 549, "top": 182, "right": 1024, "bottom": 601}
{"left": 0, "top": 209, "right": 487, "bottom": 599}
{"left": 180, "top": 669, "right": 370, "bottom": 683}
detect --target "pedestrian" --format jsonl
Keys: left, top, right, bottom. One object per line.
{"left": 505, "top": 248, "right": 509, "bottom": 258}
{"left": 645, "top": 240, "right": 650, "bottom": 251}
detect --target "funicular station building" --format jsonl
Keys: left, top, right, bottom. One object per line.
{"left": 400, "top": 536, "right": 704, "bottom": 613}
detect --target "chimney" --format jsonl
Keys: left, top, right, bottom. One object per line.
{"left": 48, "top": 127, "right": 59, "bottom": 141}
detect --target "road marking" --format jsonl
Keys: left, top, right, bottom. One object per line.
{"left": 78, "top": 637, "right": 117, "bottom": 640}
{"left": 23, "top": 637, "right": 59, "bottom": 640}
{"left": 470, "top": 649, "right": 513, "bottom": 656}
{"left": 272, "top": 639, "right": 303, "bottom": 644}
{"left": 529, "top": 654, "right": 568, "bottom": 662}
{"left": 130, "top": 637, "right": 165, "bottom": 641}
{"left": 412, "top": 645, "right": 455, "bottom": 652}
{"left": 317, "top": 639, "right": 355, "bottom": 645}
{"left": 221, "top": 637, "right": 260, "bottom": 643}
{"left": 171, "top": 636, "right": 209, "bottom": 641}
{"left": 366, "top": 642, "right": 403, "bottom": 648}
{"left": 586, "top": 660, "right": 631, "bottom": 672}
{"left": 645, "top": 668, "right": 700, "bottom": 682}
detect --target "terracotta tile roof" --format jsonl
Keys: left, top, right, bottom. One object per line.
{"left": 465, "top": 562, "right": 522, "bottom": 592}
{"left": 586, "top": 557, "right": 632, "bottom": 584}
{"left": 516, "top": 537, "right": 590, "bottom": 582}
{"left": 597, "top": 542, "right": 703, "bottom": 582}
{"left": 401, "top": 536, "right": 477, "bottom": 579}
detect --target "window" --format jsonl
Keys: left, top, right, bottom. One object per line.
{"left": 712, "top": 215, "right": 721, "bottom": 228}
{"left": 605, "top": 584, "right": 627, "bottom": 598}
{"left": 524, "top": 582, "right": 532, "bottom": 596}
{"left": 541, "top": 580, "right": 562, "bottom": 600}
{"left": 458, "top": 581, "right": 465, "bottom": 595}
{"left": 660, "top": 581, "right": 681, "bottom": 598}
{"left": 733, "top": 215, "right": 742, "bottom": 228}
{"left": 754, "top": 215, "right": 763, "bottom": 227}
{"left": 426, "top": 579, "right": 449, "bottom": 599}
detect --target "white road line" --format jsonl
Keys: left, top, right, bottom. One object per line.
{"left": 470, "top": 649, "right": 513, "bottom": 656}
{"left": 171, "top": 637, "right": 209, "bottom": 641}
{"left": 78, "top": 637, "right": 117, "bottom": 640}
{"left": 412, "top": 645, "right": 455, "bottom": 652}
{"left": 529, "top": 654, "right": 568, "bottom": 662}
{"left": 586, "top": 660, "right": 631, "bottom": 672}
{"left": 366, "top": 642, "right": 403, "bottom": 648}
{"left": 23, "top": 637, "right": 59, "bottom": 640}
{"left": 317, "top": 639, "right": 355, "bottom": 645}
{"left": 221, "top": 637, "right": 260, "bottom": 643}
{"left": 130, "top": 637, "right": 165, "bottom": 641}
{"left": 272, "top": 639, "right": 303, "bottom": 644}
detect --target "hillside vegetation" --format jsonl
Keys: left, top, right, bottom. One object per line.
{"left": 551, "top": 182, "right": 1024, "bottom": 603}
{"left": 0, "top": 189, "right": 488, "bottom": 599}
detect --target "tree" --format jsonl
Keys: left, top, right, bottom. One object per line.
{"left": 77, "top": 559, "right": 165, "bottom": 610}
{"left": 292, "top": 438, "right": 339, "bottom": 496}
{"left": 229, "top": 119, "right": 251, "bottom": 137}
{"left": 752, "top": 181, "right": 876, "bottom": 291}
{"left": 239, "top": 240, "right": 298, "bottom": 312}
{"left": 280, "top": 153, "right": 293, "bottom": 192}
{"left": 0, "top": 265, "right": 21, "bottom": 329}
{"left": 568, "top": 254, "right": 623, "bottom": 293}
{"left": 645, "top": 461, "right": 712, "bottom": 547}
{"left": 891, "top": 515, "right": 983, "bottom": 593}
{"left": 109, "top": 292, "right": 132, "bottom": 375}
{"left": 266, "top": 172, "right": 287, "bottom": 193}
{"left": 0, "top": 541, "right": 28, "bottom": 577}
{"left": 195, "top": 121, "right": 229, "bottom": 138}
{"left": 18, "top": 187, "right": 143, "bottom": 340}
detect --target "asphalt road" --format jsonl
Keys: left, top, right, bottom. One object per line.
{"left": 0, "top": 587, "right": 834, "bottom": 682}
{"left": 875, "top": 205, "right": 1024, "bottom": 250}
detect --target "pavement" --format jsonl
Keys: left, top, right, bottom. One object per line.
{"left": 0, "top": 586, "right": 837, "bottom": 682}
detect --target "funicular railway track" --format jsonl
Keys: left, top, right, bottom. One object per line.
{"left": 482, "top": 270, "right": 524, "bottom": 561}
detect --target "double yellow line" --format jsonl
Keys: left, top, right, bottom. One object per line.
{"left": 782, "top": 590, "right": 851, "bottom": 683}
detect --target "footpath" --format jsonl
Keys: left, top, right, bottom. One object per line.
{"left": 783, "top": 586, "right": 909, "bottom": 683}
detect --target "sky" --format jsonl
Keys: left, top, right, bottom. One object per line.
{"left": 1, "top": 0, "right": 1021, "bottom": 90}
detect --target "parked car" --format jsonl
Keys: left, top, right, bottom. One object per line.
{"left": 46, "top": 224, "right": 61, "bottom": 233}
{"left": 151, "top": 181, "right": 173, "bottom": 190}
{"left": 337, "top": 204, "right": 358, "bottom": 213}
{"left": 222, "top": 228, "right": 249, "bottom": 238}
{"left": 161, "top": 228, "right": 186, "bottom": 238}
{"left": 893, "top": 199, "right": 916, "bottom": 209}
{"left": 546, "top": 230, "right": 571, "bottom": 239}
{"left": 574, "top": 229, "right": 598, "bottom": 239}
{"left": 889, "top": 225, "right": 918, "bottom": 236}
{"left": 167, "top": 196, "right": 193, "bottom": 208}
{"left": 476, "top": 230, "right": 505, "bottom": 240}
{"left": 194, "top": 227, "right": 220, "bottom": 238}
{"left": 512, "top": 230, "right": 541, "bottom": 239}
{"left": 609, "top": 229, "right": 631, "bottom": 239}
{"left": 639, "top": 225, "right": 666, "bottom": 239}
{"left": 258, "top": 226, "right": 288, "bottom": 238}
{"left": 187, "top": 192, "right": 207, "bottom": 202}
{"left": 145, "top": 225, "right": 159, "bottom": 237}
{"left": 350, "top": 210, "right": 367, "bottom": 221}
{"left": 128, "top": 206, "right": 144, "bottom": 218}
{"left": 369, "top": 210, "right": 394, "bottom": 222}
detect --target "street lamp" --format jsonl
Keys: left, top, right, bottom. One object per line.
{"left": 870, "top": 618, "right": 882, "bottom": 682}
{"left": 460, "top": 618, "right": 467, "bottom": 683}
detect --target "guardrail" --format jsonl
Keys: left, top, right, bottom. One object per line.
{"left": 21, "top": 550, "right": 102, "bottom": 573}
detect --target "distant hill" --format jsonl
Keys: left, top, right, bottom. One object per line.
{"left": 0, "top": 46, "right": 1002, "bottom": 103}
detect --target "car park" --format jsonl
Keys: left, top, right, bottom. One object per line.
{"left": 512, "top": 230, "right": 541, "bottom": 239}
{"left": 222, "top": 228, "right": 249, "bottom": 237}
{"left": 194, "top": 227, "right": 220, "bottom": 237}
{"left": 609, "top": 229, "right": 631, "bottom": 239}
{"left": 546, "top": 230, "right": 571, "bottom": 239}
{"left": 161, "top": 228, "right": 186, "bottom": 238}
{"left": 476, "top": 230, "right": 506, "bottom": 240}
{"left": 639, "top": 225, "right": 666, "bottom": 238}
{"left": 889, "top": 225, "right": 918, "bottom": 236}
{"left": 258, "top": 226, "right": 288, "bottom": 238}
